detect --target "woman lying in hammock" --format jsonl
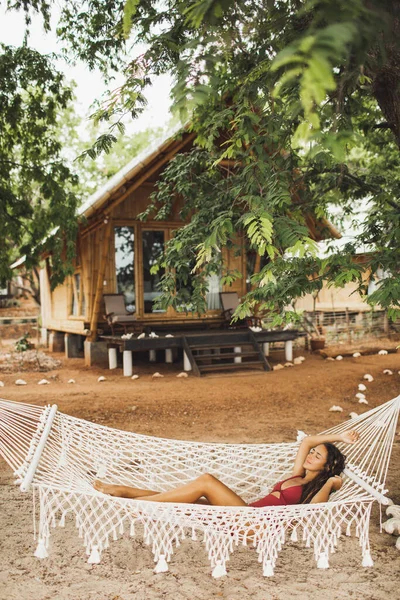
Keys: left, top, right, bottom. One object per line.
{"left": 94, "top": 430, "right": 359, "bottom": 507}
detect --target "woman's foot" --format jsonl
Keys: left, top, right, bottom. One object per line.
{"left": 94, "top": 480, "right": 120, "bottom": 496}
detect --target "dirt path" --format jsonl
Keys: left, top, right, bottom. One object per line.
{"left": 0, "top": 351, "right": 399, "bottom": 599}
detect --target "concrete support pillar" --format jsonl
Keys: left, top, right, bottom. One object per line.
{"left": 49, "top": 331, "right": 65, "bottom": 353}
{"left": 165, "top": 349, "right": 173, "bottom": 363}
{"left": 41, "top": 327, "right": 48, "bottom": 346}
{"left": 108, "top": 347, "right": 117, "bottom": 370}
{"left": 64, "top": 333, "right": 82, "bottom": 358}
{"left": 285, "top": 340, "right": 293, "bottom": 362}
{"left": 123, "top": 350, "right": 133, "bottom": 377}
{"left": 149, "top": 349, "right": 156, "bottom": 362}
{"left": 183, "top": 351, "right": 192, "bottom": 371}
{"left": 234, "top": 346, "right": 242, "bottom": 364}
{"left": 263, "top": 342, "right": 270, "bottom": 357}
{"left": 84, "top": 340, "right": 109, "bottom": 368}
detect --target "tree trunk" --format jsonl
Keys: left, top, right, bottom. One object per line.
{"left": 370, "top": 3, "right": 400, "bottom": 148}
{"left": 372, "top": 60, "right": 400, "bottom": 149}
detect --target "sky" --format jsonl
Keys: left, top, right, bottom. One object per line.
{"left": 0, "top": 5, "right": 173, "bottom": 137}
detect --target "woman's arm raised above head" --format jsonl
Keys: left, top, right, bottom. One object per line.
{"left": 291, "top": 430, "right": 359, "bottom": 477}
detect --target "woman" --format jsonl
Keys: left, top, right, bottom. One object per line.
{"left": 94, "top": 430, "right": 359, "bottom": 506}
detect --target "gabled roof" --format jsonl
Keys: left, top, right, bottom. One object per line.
{"left": 78, "top": 122, "right": 189, "bottom": 219}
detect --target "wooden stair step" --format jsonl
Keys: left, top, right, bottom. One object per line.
{"left": 194, "top": 351, "right": 259, "bottom": 360}
{"left": 198, "top": 361, "right": 265, "bottom": 372}
{"left": 190, "top": 343, "right": 254, "bottom": 352}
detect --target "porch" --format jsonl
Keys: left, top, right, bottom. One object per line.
{"left": 100, "top": 329, "right": 303, "bottom": 376}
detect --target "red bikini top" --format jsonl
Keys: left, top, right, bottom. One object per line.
{"left": 249, "top": 476, "right": 303, "bottom": 508}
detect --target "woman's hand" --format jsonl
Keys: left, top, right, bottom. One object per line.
{"left": 340, "top": 430, "right": 360, "bottom": 444}
{"left": 329, "top": 475, "right": 343, "bottom": 491}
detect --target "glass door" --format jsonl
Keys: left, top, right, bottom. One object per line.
{"left": 142, "top": 229, "right": 166, "bottom": 314}
{"left": 114, "top": 226, "right": 136, "bottom": 312}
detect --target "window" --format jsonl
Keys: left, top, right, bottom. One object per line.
{"left": 115, "top": 226, "right": 135, "bottom": 311}
{"left": 70, "top": 272, "right": 86, "bottom": 317}
{"left": 246, "top": 248, "right": 270, "bottom": 292}
{"left": 205, "top": 273, "right": 222, "bottom": 310}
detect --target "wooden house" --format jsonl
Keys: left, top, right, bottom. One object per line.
{"left": 36, "top": 127, "right": 341, "bottom": 365}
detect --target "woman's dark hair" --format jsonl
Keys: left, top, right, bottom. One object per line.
{"left": 300, "top": 443, "right": 346, "bottom": 504}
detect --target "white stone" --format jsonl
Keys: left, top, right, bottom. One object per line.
{"left": 355, "top": 392, "right": 366, "bottom": 400}
{"left": 165, "top": 334, "right": 174, "bottom": 338}
{"left": 293, "top": 357, "right": 303, "bottom": 365}
{"left": 249, "top": 326, "right": 262, "bottom": 332}
{"left": 138, "top": 333, "right": 146, "bottom": 339}
{"left": 15, "top": 379, "right": 27, "bottom": 386}
{"left": 273, "top": 364, "right": 284, "bottom": 371}
{"left": 359, "top": 398, "right": 369, "bottom": 405}
{"left": 152, "top": 372, "right": 164, "bottom": 378}
{"left": 329, "top": 405, "right": 343, "bottom": 412}
{"left": 97, "top": 376, "right": 106, "bottom": 382}
{"left": 349, "top": 412, "right": 358, "bottom": 419}
{"left": 67, "top": 379, "right": 75, "bottom": 384}
{"left": 131, "top": 374, "right": 139, "bottom": 380}
{"left": 176, "top": 372, "right": 188, "bottom": 378}
{"left": 149, "top": 332, "right": 159, "bottom": 338}
{"left": 378, "top": 349, "right": 388, "bottom": 355}
{"left": 383, "top": 369, "right": 393, "bottom": 375}
{"left": 336, "top": 355, "right": 343, "bottom": 361}
{"left": 326, "top": 357, "right": 335, "bottom": 361}
{"left": 284, "top": 362, "right": 294, "bottom": 367}
{"left": 0, "top": 381, "right": 4, "bottom": 387}
{"left": 38, "top": 379, "right": 50, "bottom": 385}
{"left": 363, "top": 374, "right": 374, "bottom": 382}
{"left": 352, "top": 352, "right": 361, "bottom": 358}
{"left": 358, "top": 384, "right": 367, "bottom": 391}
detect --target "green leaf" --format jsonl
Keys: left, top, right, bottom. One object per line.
{"left": 123, "top": 0, "right": 140, "bottom": 38}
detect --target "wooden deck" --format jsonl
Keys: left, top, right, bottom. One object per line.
{"left": 101, "top": 329, "right": 304, "bottom": 376}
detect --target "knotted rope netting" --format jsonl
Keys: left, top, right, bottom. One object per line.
{"left": 0, "top": 395, "right": 399, "bottom": 578}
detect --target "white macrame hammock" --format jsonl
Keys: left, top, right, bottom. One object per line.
{"left": 0, "top": 395, "right": 399, "bottom": 579}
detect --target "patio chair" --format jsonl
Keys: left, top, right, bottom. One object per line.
{"left": 219, "top": 291, "right": 261, "bottom": 328}
{"left": 103, "top": 294, "right": 139, "bottom": 336}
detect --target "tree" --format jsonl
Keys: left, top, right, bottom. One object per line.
{"left": 3, "top": 0, "right": 400, "bottom": 319}
{"left": 0, "top": 43, "right": 79, "bottom": 288}
{"left": 0, "top": 32, "right": 164, "bottom": 290}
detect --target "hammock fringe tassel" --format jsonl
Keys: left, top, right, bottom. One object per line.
{"left": 317, "top": 552, "right": 329, "bottom": 569}
{"left": 154, "top": 554, "right": 169, "bottom": 573}
{"left": 88, "top": 545, "right": 101, "bottom": 564}
{"left": 34, "top": 538, "right": 48, "bottom": 559}
{"left": 263, "top": 559, "right": 274, "bottom": 577}
{"left": 212, "top": 561, "right": 227, "bottom": 578}
{"left": 362, "top": 550, "right": 374, "bottom": 567}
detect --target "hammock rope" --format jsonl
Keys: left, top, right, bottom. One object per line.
{"left": 0, "top": 395, "right": 399, "bottom": 578}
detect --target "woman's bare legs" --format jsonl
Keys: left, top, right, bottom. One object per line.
{"left": 94, "top": 481, "right": 157, "bottom": 499}
{"left": 95, "top": 474, "right": 247, "bottom": 506}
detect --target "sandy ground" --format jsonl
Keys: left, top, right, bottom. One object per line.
{"left": 0, "top": 349, "right": 400, "bottom": 600}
